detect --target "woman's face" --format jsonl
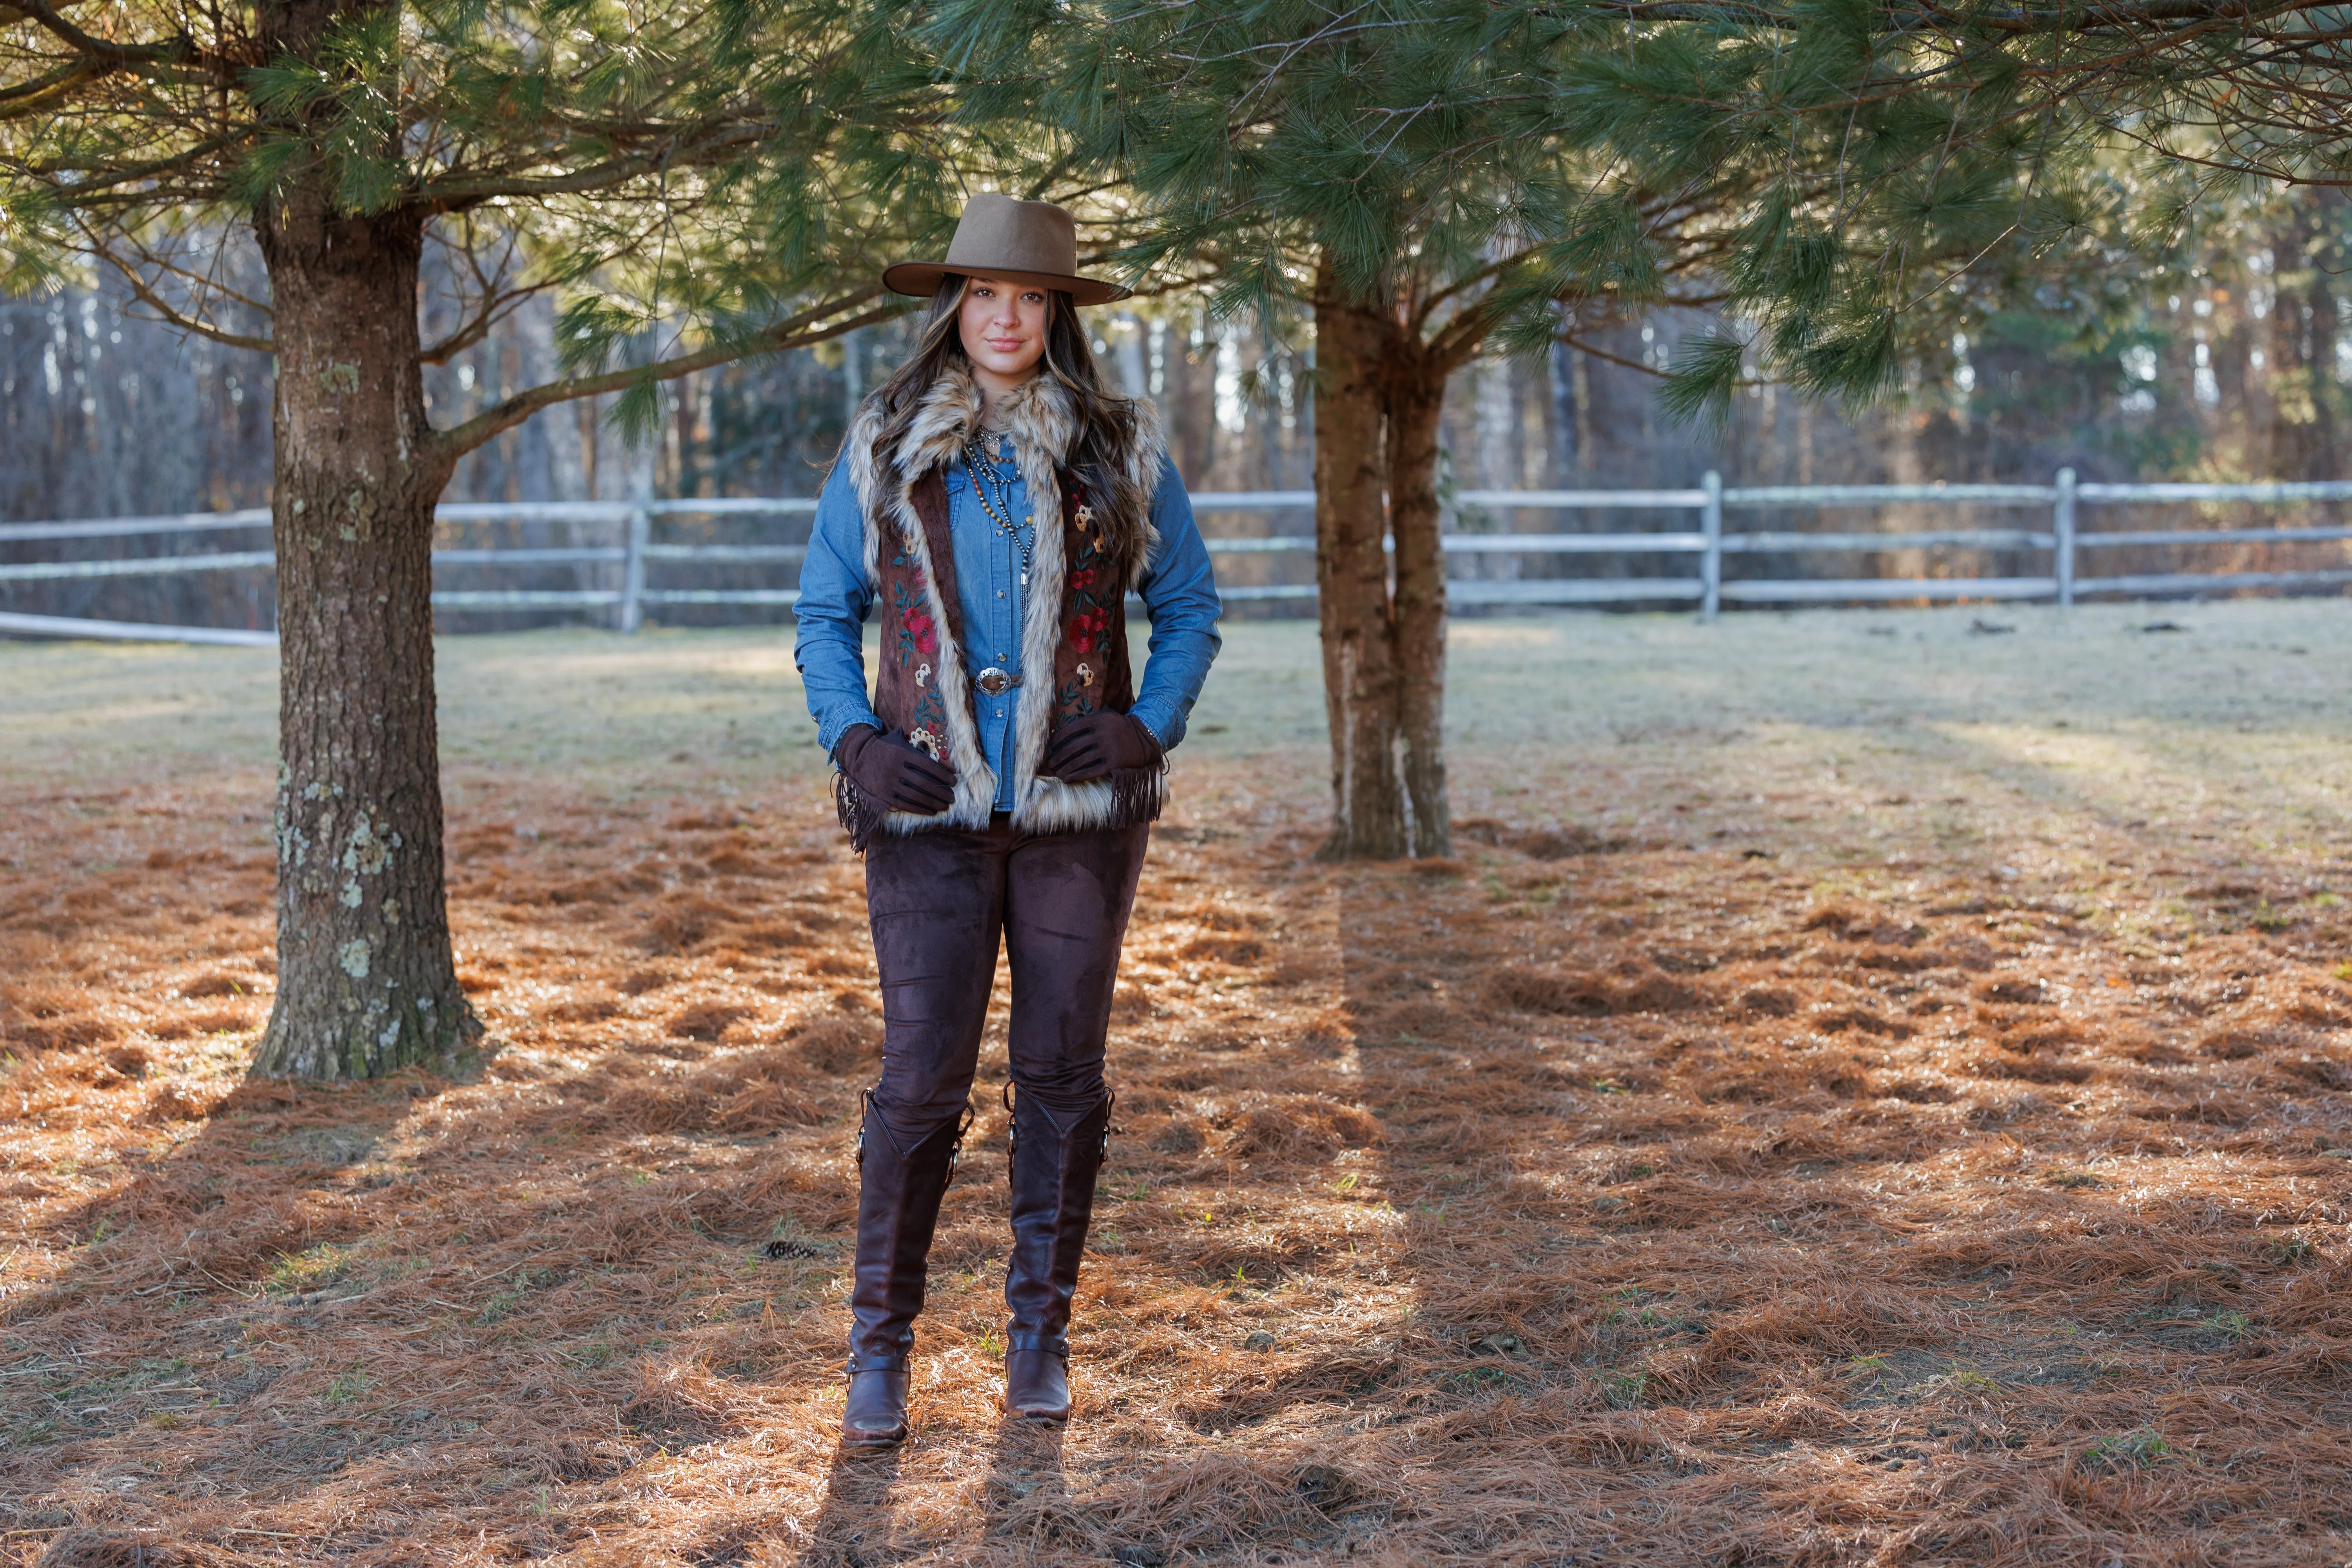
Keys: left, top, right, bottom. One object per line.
{"left": 958, "top": 276, "right": 1051, "bottom": 388}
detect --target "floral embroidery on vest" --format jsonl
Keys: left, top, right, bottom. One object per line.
{"left": 890, "top": 547, "right": 950, "bottom": 758}
{"left": 1056, "top": 483, "right": 1118, "bottom": 722}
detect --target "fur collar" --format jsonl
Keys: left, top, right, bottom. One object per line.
{"left": 841, "top": 364, "right": 1163, "bottom": 591}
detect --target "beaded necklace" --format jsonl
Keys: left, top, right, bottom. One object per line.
{"left": 962, "top": 428, "right": 1034, "bottom": 587}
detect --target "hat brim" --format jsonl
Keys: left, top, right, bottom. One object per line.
{"left": 881, "top": 262, "right": 1131, "bottom": 307}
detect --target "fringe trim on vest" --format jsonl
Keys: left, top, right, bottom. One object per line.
{"left": 835, "top": 773, "right": 892, "bottom": 855}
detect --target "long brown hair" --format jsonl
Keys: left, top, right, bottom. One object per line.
{"left": 858, "top": 276, "right": 1149, "bottom": 523}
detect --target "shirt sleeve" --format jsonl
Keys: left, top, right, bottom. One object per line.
{"left": 792, "top": 460, "right": 884, "bottom": 758}
{"left": 1129, "top": 453, "right": 1223, "bottom": 751}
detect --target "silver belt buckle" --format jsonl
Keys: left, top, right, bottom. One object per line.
{"left": 975, "top": 666, "right": 1022, "bottom": 696}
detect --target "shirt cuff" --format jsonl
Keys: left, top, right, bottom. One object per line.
{"left": 818, "top": 704, "right": 886, "bottom": 760}
{"left": 1127, "top": 699, "right": 1179, "bottom": 753}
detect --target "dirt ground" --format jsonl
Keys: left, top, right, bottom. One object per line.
{"left": 4, "top": 599, "right": 2351, "bottom": 1567}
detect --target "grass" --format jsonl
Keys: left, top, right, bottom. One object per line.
{"left": 2, "top": 599, "right": 2352, "bottom": 1564}
{"left": 2080, "top": 1427, "right": 2194, "bottom": 1472}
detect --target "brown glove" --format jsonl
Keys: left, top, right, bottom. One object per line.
{"left": 837, "top": 724, "right": 955, "bottom": 814}
{"left": 1044, "top": 711, "right": 1163, "bottom": 783}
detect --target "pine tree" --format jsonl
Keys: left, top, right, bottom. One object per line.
{"left": 1551, "top": 0, "right": 2343, "bottom": 419}
{"left": 932, "top": 0, "right": 1760, "bottom": 858}
{"left": 0, "top": 0, "right": 1045, "bottom": 1077}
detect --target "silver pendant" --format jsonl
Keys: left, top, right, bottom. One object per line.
{"left": 1020, "top": 571, "right": 1029, "bottom": 586}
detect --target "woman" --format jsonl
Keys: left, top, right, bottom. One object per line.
{"left": 793, "top": 193, "right": 1222, "bottom": 1448}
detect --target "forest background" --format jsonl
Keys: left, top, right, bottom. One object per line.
{"left": 9, "top": 189, "right": 2348, "bottom": 635}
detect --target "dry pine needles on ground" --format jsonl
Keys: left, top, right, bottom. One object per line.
{"left": 2, "top": 604, "right": 2350, "bottom": 1566}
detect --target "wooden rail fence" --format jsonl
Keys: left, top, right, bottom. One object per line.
{"left": 2, "top": 471, "right": 2349, "bottom": 646}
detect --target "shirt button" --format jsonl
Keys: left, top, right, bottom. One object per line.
{"left": 996, "top": 590, "right": 1006, "bottom": 599}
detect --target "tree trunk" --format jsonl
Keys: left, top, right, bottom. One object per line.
{"left": 1385, "top": 358, "right": 1450, "bottom": 858}
{"left": 1311, "top": 255, "right": 1409, "bottom": 859}
{"left": 2271, "top": 200, "right": 2341, "bottom": 484}
{"left": 248, "top": 191, "right": 479, "bottom": 1078}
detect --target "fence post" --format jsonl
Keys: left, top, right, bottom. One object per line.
{"left": 1700, "top": 470, "right": 1723, "bottom": 622}
{"left": 619, "top": 484, "right": 652, "bottom": 633}
{"left": 2053, "top": 466, "right": 2076, "bottom": 608}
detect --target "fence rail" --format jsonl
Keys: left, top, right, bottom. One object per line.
{"left": 3, "top": 470, "right": 2348, "bottom": 644}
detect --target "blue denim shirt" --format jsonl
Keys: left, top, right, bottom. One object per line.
{"left": 794, "top": 434, "right": 1222, "bottom": 811}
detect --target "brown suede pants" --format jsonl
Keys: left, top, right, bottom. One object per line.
{"left": 862, "top": 814, "right": 1151, "bottom": 1142}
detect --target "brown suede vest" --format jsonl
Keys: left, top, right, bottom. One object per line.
{"left": 841, "top": 466, "right": 1152, "bottom": 848}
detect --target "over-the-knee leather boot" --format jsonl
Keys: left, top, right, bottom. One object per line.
{"left": 1001, "top": 1085, "right": 1112, "bottom": 1421}
{"left": 842, "top": 1093, "right": 970, "bottom": 1448}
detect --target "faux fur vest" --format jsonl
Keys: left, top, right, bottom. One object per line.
{"left": 836, "top": 367, "right": 1169, "bottom": 846}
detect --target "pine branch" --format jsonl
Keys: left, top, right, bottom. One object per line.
{"left": 433, "top": 294, "right": 902, "bottom": 461}
{"left": 18, "top": 133, "right": 239, "bottom": 203}
{"left": 420, "top": 283, "right": 547, "bottom": 365}
{"left": 100, "top": 252, "right": 273, "bottom": 352}
{"left": 108, "top": 228, "right": 273, "bottom": 319}
{"left": 0, "top": 54, "right": 108, "bottom": 116}
{"left": 1557, "top": 330, "right": 1673, "bottom": 380}
{"left": 4, "top": 0, "right": 183, "bottom": 64}
{"left": 418, "top": 123, "right": 775, "bottom": 206}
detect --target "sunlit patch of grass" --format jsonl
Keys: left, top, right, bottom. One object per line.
{"left": 1917, "top": 1363, "right": 1999, "bottom": 1397}
{"left": 1446, "top": 1365, "right": 1522, "bottom": 1393}
{"left": 2266, "top": 1235, "right": 2318, "bottom": 1265}
{"left": 2082, "top": 1428, "right": 2194, "bottom": 1472}
{"left": 1600, "top": 1368, "right": 1648, "bottom": 1409}
{"left": 265, "top": 1243, "right": 354, "bottom": 1297}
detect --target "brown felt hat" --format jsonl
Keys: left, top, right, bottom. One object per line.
{"left": 881, "top": 193, "right": 1131, "bottom": 306}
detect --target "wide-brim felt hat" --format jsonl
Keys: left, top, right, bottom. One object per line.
{"left": 882, "top": 193, "right": 1132, "bottom": 306}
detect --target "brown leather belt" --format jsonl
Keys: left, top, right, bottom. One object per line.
{"left": 974, "top": 666, "right": 1022, "bottom": 696}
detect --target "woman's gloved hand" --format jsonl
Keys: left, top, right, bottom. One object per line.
{"left": 1044, "top": 711, "right": 1163, "bottom": 783}
{"left": 837, "top": 724, "right": 956, "bottom": 814}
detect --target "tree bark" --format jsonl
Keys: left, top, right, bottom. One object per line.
{"left": 1385, "top": 355, "right": 1450, "bottom": 858}
{"left": 1311, "top": 254, "right": 1410, "bottom": 860}
{"left": 2270, "top": 200, "right": 2341, "bottom": 484}
{"left": 247, "top": 187, "right": 479, "bottom": 1078}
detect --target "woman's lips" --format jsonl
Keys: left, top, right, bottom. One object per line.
{"left": 985, "top": 338, "right": 1024, "bottom": 352}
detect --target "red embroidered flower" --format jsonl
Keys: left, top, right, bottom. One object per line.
{"left": 1069, "top": 606, "right": 1108, "bottom": 654}
{"left": 1069, "top": 567, "right": 1097, "bottom": 593}
{"left": 904, "top": 608, "right": 936, "bottom": 655}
